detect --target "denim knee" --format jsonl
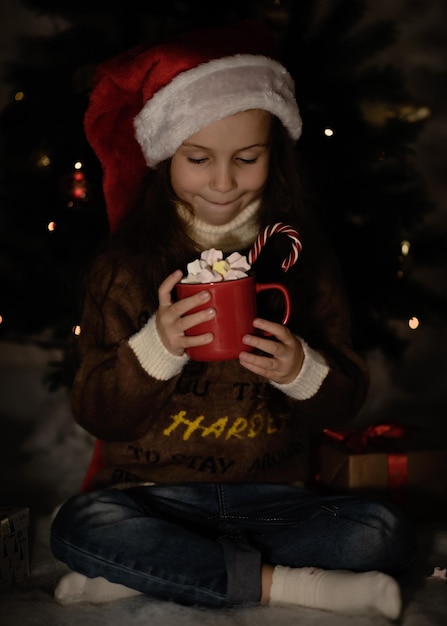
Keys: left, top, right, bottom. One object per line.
{"left": 370, "top": 500, "right": 418, "bottom": 575}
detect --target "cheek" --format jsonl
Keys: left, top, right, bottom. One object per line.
{"left": 170, "top": 169, "right": 194, "bottom": 198}
{"left": 247, "top": 164, "right": 269, "bottom": 191}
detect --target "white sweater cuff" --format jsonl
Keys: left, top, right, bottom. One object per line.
{"left": 271, "top": 338, "right": 329, "bottom": 400}
{"left": 128, "top": 314, "right": 189, "bottom": 381}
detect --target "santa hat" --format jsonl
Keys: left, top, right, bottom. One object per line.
{"left": 84, "top": 20, "right": 302, "bottom": 232}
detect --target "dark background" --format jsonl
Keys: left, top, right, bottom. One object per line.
{"left": 0, "top": 0, "right": 446, "bottom": 435}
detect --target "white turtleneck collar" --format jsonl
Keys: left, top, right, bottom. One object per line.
{"left": 176, "top": 200, "right": 260, "bottom": 252}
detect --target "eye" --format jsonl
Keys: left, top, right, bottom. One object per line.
{"left": 238, "top": 157, "right": 258, "bottom": 165}
{"left": 187, "top": 156, "right": 208, "bottom": 164}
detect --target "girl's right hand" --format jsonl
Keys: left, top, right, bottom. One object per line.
{"left": 155, "top": 270, "right": 216, "bottom": 356}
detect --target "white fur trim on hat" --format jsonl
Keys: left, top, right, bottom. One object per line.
{"left": 134, "top": 54, "right": 302, "bottom": 168}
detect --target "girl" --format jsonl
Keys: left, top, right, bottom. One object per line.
{"left": 51, "top": 19, "right": 416, "bottom": 619}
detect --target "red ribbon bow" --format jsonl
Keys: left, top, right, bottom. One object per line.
{"left": 323, "top": 424, "right": 407, "bottom": 453}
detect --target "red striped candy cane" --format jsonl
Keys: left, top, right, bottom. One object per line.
{"left": 248, "top": 222, "right": 302, "bottom": 271}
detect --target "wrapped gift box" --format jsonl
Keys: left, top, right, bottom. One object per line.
{"left": 0, "top": 507, "right": 30, "bottom": 589}
{"left": 315, "top": 425, "right": 447, "bottom": 521}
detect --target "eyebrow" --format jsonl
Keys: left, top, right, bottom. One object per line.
{"left": 181, "top": 142, "right": 269, "bottom": 150}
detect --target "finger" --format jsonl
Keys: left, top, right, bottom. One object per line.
{"left": 175, "top": 289, "right": 212, "bottom": 318}
{"left": 183, "top": 332, "right": 214, "bottom": 348}
{"left": 242, "top": 332, "right": 283, "bottom": 357}
{"left": 158, "top": 270, "right": 183, "bottom": 307}
{"left": 252, "top": 317, "right": 293, "bottom": 343}
{"left": 178, "top": 307, "right": 215, "bottom": 333}
{"left": 239, "top": 351, "right": 276, "bottom": 378}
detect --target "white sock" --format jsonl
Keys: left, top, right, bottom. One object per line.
{"left": 270, "top": 566, "right": 401, "bottom": 620}
{"left": 54, "top": 571, "right": 142, "bottom": 605}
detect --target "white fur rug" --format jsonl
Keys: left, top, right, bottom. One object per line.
{"left": 1, "top": 340, "right": 446, "bottom": 625}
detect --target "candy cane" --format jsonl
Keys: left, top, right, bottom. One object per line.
{"left": 248, "top": 222, "right": 302, "bottom": 272}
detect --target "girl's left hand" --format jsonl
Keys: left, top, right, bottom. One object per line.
{"left": 239, "top": 318, "right": 304, "bottom": 384}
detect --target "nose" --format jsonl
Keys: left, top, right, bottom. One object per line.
{"left": 209, "top": 162, "right": 236, "bottom": 193}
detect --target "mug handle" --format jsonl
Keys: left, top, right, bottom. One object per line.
{"left": 255, "top": 283, "right": 291, "bottom": 325}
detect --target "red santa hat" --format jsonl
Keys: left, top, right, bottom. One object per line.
{"left": 84, "top": 20, "right": 302, "bottom": 232}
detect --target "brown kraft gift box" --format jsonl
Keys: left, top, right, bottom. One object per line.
{"left": 315, "top": 425, "right": 447, "bottom": 521}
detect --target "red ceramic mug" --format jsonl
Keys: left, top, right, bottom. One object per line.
{"left": 175, "top": 274, "right": 291, "bottom": 362}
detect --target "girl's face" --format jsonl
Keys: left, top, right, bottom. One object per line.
{"left": 170, "top": 109, "right": 271, "bottom": 226}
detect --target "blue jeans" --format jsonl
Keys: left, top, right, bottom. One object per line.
{"left": 50, "top": 483, "right": 417, "bottom": 607}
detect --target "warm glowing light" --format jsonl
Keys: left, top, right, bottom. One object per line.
{"left": 73, "top": 325, "right": 81, "bottom": 335}
{"left": 74, "top": 161, "right": 83, "bottom": 170}
{"left": 408, "top": 317, "right": 420, "bottom": 330}
{"left": 324, "top": 128, "right": 334, "bottom": 137}
{"left": 14, "top": 91, "right": 24, "bottom": 102}
{"left": 397, "top": 270, "right": 404, "bottom": 278}
{"left": 361, "top": 101, "right": 431, "bottom": 126}
{"left": 0, "top": 314, "right": 3, "bottom": 324}
{"left": 37, "top": 154, "right": 51, "bottom": 167}
{"left": 400, "top": 105, "right": 431, "bottom": 123}
{"left": 47, "top": 221, "right": 56, "bottom": 232}
{"left": 401, "top": 240, "right": 410, "bottom": 256}
{"left": 70, "top": 170, "right": 87, "bottom": 199}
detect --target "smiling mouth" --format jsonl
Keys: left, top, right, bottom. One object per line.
{"left": 207, "top": 199, "right": 237, "bottom": 206}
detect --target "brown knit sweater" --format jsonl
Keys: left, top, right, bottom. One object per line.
{"left": 71, "top": 239, "right": 369, "bottom": 491}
